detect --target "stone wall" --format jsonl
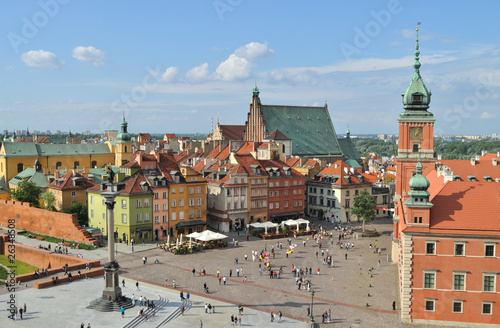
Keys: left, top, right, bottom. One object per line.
{"left": 0, "top": 200, "right": 96, "bottom": 244}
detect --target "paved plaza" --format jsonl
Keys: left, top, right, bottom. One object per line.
{"left": 1, "top": 218, "right": 435, "bottom": 327}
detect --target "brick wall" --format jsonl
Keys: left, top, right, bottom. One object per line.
{"left": 0, "top": 200, "right": 96, "bottom": 244}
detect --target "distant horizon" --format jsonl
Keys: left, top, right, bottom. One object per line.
{"left": 1, "top": 1, "right": 499, "bottom": 135}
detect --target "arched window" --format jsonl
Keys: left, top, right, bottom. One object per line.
{"left": 56, "top": 162, "right": 62, "bottom": 169}
{"left": 91, "top": 161, "right": 97, "bottom": 168}
{"left": 74, "top": 161, "right": 80, "bottom": 169}
{"left": 17, "top": 163, "right": 24, "bottom": 173}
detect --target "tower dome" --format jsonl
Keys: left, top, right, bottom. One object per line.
{"left": 117, "top": 113, "right": 131, "bottom": 143}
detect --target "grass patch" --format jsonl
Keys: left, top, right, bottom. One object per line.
{"left": 18, "top": 231, "right": 97, "bottom": 250}
{"left": 0, "top": 265, "right": 8, "bottom": 280}
{"left": 0, "top": 255, "right": 40, "bottom": 275}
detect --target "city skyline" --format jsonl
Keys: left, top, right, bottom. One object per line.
{"left": 1, "top": 1, "right": 499, "bottom": 135}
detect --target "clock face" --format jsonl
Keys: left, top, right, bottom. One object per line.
{"left": 410, "top": 127, "right": 423, "bottom": 140}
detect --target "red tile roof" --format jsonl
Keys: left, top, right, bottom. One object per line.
{"left": 437, "top": 159, "right": 500, "bottom": 181}
{"left": 219, "top": 125, "right": 245, "bottom": 140}
{"left": 286, "top": 157, "right": 301, "bottom": 167}
{"left": 266, "top": 129, "right": 291, "bottom": 140}
{"left": 429, "top": 181, "right": 500, "bottom": 232}
{"left": 47, "top": 170, "right": 95, "bottom": 190}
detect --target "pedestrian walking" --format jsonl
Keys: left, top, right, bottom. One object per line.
{"left": 122, "top": 279, "right": 126, "bottom": 287}
{"left": 392, "top": 301, "right": 396, "bottom": 311}
{"left": 345, "top": 253, "right": 348, "bottom": 260}
{"left": 278, "top": 311, "right": 282, "bottom": 323}
{"left": 180, "top": 304, "right": 185, "bottom": 315}
{"left": 199, "top": 319, "right": 203, "bottom": 328}
{"left": 120, "top": 307, "right": 125, "bottom": 318}
{"left": 223, "top": 276, "right": 227, "bottom": 285}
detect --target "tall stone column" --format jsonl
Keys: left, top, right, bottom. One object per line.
{"left": 101, "top": 186, "right": 122, "bottom": 301}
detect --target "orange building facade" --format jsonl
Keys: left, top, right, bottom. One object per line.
{"left": 393, "top": 28, "right": 500, "bottom": 326}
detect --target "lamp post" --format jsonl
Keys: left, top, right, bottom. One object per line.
{"left": 310, "top": 289, "right": 315, "bottom": 324}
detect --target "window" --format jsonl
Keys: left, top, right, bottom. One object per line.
{"left": 144, "top": 199, "right": 150, "bottom": 207}
{"left": 189, "top": 211, "right": 194, "bottom": 219}
{"left": 276, "top": 191, "right": 279, "bottom": 197}
{"left": 453, "top": 273, "right": 465, "bottom": 291}
{"left": 483, "top": 274, "right": 496, "bottom": 292}
{"left": 179, "top": 211, "right": 184, "bottom": 220}
{"left": 251, "top": 201, "right": 255, "bottom": 209}
{"left": 74, "top": 161, "right": 79, "bottom": 169}
{"left": 154, "top": 216, "right": 160, "bottom": 224}
{"left": 455, "top": 242, "right": 465, "bottom": 256}
{"left": 90, "top": 209, "right": 94, "bottom": 218}
{"left": 172, "top": 188, "right": 176, "bottom": 194}
{"left": 171, "top": 199, "right": 177, "bottom": 207}
{"left": 171, "top": 212, "right": 177, "bottom": 221}
{"left": 284, "top": 201, "right": 288, "bottom": 208}
{"left": 136, "top": 213, "right": 142, "bottom": 222}
{"left": 275, "top": 202, "right": 279, "bottom": 209}
{"left": 346, "top": 191, "right": 350, "bottom": 196}
{"left": 71, "top": 191, "right": 76, "bottom": 197}
{"left": 196, "top": 187, "right": 201, "bottom": 193}
{"left": 162, "top": 215, "right": 168, "bottom": 223}
{"left": 275, "top": 182, "right": 279, "bottom": 187}
{"left": 293, "top": 189, "right": 297, "bottom": 195}
{"left": 55, "top": 162, "right": 62, "bottom": 169}
{"left": 154, "top": 192, "right": 159, "bottom": 199}
{"left": 270, "top": 182, "right": 274, "bottom": 187}
{"left": 413, "top": 143, "right": 419, "bottom": 153}
{"left": 270, "top": 191, "right": 274, "bottom": 197}
{"left": 299, "top": 200, "right": 302, "bottom": 206}
{"left": 154, "top": 204, "right": 159, "bottom": 211}
{"left": 189, "top": 188, "right": 193, "bottom": 194}
{"left": 452, "top": 300, "right": 463, "bottom": 313}
{"left": 162, "top": 203, "right": 168, "bottom": 211}
{"left": 189, "top": 199, "right": 194, "bottom": 206}
{"left": 241, "top": 201, "right": 245, "bottom": 209}
{"left": 121, "top": 199, "right": 126, "bottom": 209}
{"left": 270, "top": 203, "right": 274, "bottom": 209}
{"left": 234, "top": 188, "right": 238, "bottom": 196}
{"left": 179, "top": 199, "right": 184, "bottom": 206}
{"left": 136, "top": 199, "right": 142, "bottom": 208}
{"left": 144, "top": 213, "right": 150, "bottom": 222}
{"left": 285, "top": 181, "right": 288, "bottom": 187}
{"left": 482, "top": 302, "right": 493, "bottom": 315}
{"left": 262, "top": 200, "right": 267, "bottom": 208}
{"left": 227, "top": 203, "right": 231, "bottom": 210}
{"left": 122, "top": 214, "right": 127, "bottom": 223}
{"left": 102, "top": 213, "right": 105, "bottom": 219}
{"left": 345, "top": 199, "right": 350, "bottom": 208}
{"left": 425, "top": 241, "right": 436, "bottom": 255}
{"left": 196, "top": 210, "right": 201, "bottom": 218}
{"left": 299, "top": 189, "right": 302, "bottom": 195}
{"left": 241, "top": 188, "right": 245, "bottom": 196}
{"left": 425, "top": 299, "right": 435, "bottom": 312}
{"left": 284, "top": 190, "right": 288, "bottom": 196}
{"left": 90, "top": 196, "right": 94, "bottom": 205}
{"left": 162, "top": 192, "right": 167, "bottom": 199}
{"left": 424, "top": 272, "right": 436, "bottom": 289}
{"left": 485, "top": 244, "right": 495, "bottom": 257}
{"left": 179, "top": 187, "right": 184, "bottom": 193}
{"left": 234, "top": 202, "right": 238, "bottom": 209}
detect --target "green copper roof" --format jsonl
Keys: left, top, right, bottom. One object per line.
{"left": 1, "top": 143, "right": 112, "bottom": 157}
{"left": 260, "top": 105, "right": 342, "bottom": 156}
{"left": 117, "top": 113, "right": 131, "bottom": 143}
{"left": 339, "top": 137, "right": 362, "bottom": 163}
{"left": 405, "top": 151, "right": 432, "bottom": 207}
{"left": 401, "top": 28, "right": 431, "bottom": 111}
{"left": 9, "top": 168, "right": 49, "bottom": 188}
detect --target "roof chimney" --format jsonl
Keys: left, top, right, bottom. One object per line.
{"left": 470, "top": 158, "right": 476, "bottom": 166}
{"left": 482, "top": 150, "right": 487, "bottom": 156}
{"left": 493, "top": 158, "right": 498, "bottom": 167}
{"left": 54, "top": 171, "right": 60, "bottom": 179}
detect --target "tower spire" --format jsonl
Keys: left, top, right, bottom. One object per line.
{"left": 414, "top": 22, "right": 421, "bottom": 73}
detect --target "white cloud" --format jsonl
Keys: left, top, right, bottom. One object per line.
{"left": 21, "top": 50, "right": 64, "bottom": 69}
{"left": 186, "top": 63, "right": 210, "bottom": 82}
{"left": 72, "top": 46, "right": 107, "bottom": 66}
{"left": 480, "top": 112, "right": 495, "bottom": 119}
{"left": 215, "top": 54, "right": 253, "bottom": 81}
{"left": 161, "top": 66, "right": 179, "bottom": 82}
{"left": 235, "top": 42, "right": 274, "bottom": 60}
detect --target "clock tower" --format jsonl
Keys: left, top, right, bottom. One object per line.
{"left": 393, "top": 27, "right": 436, "bottom": 241}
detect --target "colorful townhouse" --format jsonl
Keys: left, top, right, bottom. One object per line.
{"left": 46, "top": 170, "right": 96, "bottom": 210}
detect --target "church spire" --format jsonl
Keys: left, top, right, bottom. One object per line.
{"left": 401, "top": 23, "right": 432, "bottom": 112}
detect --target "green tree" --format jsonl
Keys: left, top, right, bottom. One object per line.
{"left": 10, "top": 181, "right": 41, "bottom": 207}
{"left": 41, "top": 191, "right": 56, "bottom": 211}
{"left": 351, "top": 190, "right": 377, "bottom": 231}
{"left": 62, "top": 202, "right": 89, "bottom": 226}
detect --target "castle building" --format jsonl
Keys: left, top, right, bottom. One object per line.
{"left": 392, "top": 28, "right": 500, "bottom": 326}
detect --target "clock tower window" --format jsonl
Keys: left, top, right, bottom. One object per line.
{"left": 413, "top": 143, "right": 420, "bottom": 153}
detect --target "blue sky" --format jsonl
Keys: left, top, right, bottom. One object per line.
{"left": 1, "top": 0, "right": 499, "bottom": 136}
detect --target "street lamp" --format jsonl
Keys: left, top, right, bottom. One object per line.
{"left": 310, "top": 289, "right": 315, "bottom": 323}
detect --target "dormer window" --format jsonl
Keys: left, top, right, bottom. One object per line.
{"left": 412, "top": 94, "right": 423, "bottom": 103}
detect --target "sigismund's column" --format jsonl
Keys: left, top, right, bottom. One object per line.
{"left": 100, "top": 173, "right": 122, "bottom": 301}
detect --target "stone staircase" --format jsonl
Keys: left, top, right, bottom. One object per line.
{"left": 154, "top": 299, "right": 192, "bottom": 328}
{"left": 122, "top": 296, "right": 169, "bottom": 328}
{"left": 87, "top": 296, "right": 135, "bottom": 312}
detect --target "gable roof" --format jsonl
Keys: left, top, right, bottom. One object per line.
{"left": 338, "top": 137, "right": 362, "bottom": 163}
{"left": 219, "top": 125, "right": 245, "bottom": 140}
{"left": 437, "top": 159, "right": 500, "bottom": 181}
{"left": 260, "top": 105, "right": 342, "bottom": 156}
{"left": 266, "top": 129, "right": 291, "bottom": 140}
{"left": 47, "top": 170, "right": 95, "bottom": 190}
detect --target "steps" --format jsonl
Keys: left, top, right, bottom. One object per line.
{"left": 87, "top": 296, "right": 135, "bottom": 312}
{"left": 155, "top": 299, "right": 192, "bottom": 328}
{"left": 122, "top": 296, "right": 169, "bottom": 328}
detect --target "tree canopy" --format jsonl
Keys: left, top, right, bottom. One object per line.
{"left": 351, "top": 190, "right": 377, "bottom": 231}
{"left": 10, "top": 181, "right": 41, "bottom": 207}
{"left": 61, "top": 202, "right": 88, "bottom": 227}
{"left": 41, "top": 191, "right": 56, "bottom": 211}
